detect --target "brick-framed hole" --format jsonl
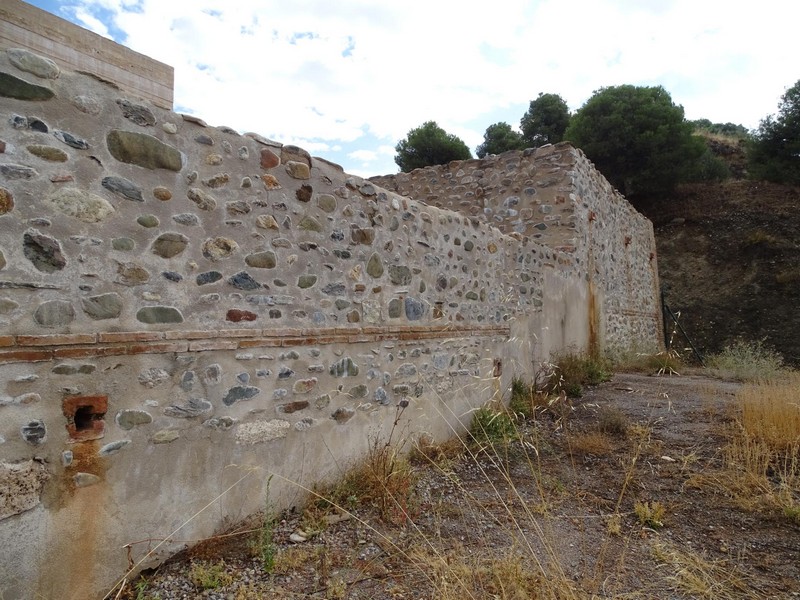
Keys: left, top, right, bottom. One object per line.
{"left": 63, "top": 395, "right": 108, "bottom": 442}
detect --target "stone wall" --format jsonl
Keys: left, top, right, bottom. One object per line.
{"left": 371, "top": 144, "right": 663, "bottom": 353}
{"left": 0, "top": 43, "right": 660, "bottom": 600}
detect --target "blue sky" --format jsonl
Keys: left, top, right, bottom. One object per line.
{"left": 26, "top": 0, "right": 800, "bottom": 177}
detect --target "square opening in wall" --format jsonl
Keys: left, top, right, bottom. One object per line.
{"left": 63, "top": 396, "right": 108, "bottom": 442}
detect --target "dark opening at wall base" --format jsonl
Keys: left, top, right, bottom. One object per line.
{"left": 63, "top": 395, "right": 108, "bottom": 442}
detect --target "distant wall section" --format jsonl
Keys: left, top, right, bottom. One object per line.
{"left": 371, "top": 144, "right": 664, "bottom": 353}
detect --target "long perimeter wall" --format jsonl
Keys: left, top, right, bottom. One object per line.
{"left": 0, "top": 43, "right": 660, "bottom": 600}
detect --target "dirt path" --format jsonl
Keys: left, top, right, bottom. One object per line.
{"left": 126, "top": 373, "right": 800, "bottom": 599}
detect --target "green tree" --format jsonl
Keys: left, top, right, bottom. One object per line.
{"left": 475, "top": 122, "right": 525, "bottom": 158}
{"left": 748, "top": 80, "right": 800, "bottom": 185}
{"left": 394, "top": 121, "right": 472, "bottom": 172}
{"left": 564, "top": 85, "right": 705, "bottom": 197}
{"left": 520, "top": 93, "right": 571, "bottom": 147}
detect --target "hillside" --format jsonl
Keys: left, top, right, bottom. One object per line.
{"left": 636, "top": 142, "right": 800, "bottom": 365}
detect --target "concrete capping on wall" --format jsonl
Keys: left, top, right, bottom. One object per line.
{"left": 0, "top": 0, "right": 173, "bottom": 109}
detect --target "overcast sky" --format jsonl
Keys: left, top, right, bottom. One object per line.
{"left": 27, "top": 0, "right": 800, "bottom": 177}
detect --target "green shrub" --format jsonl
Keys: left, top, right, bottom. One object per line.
{"left": 706, "top": 339, "right": 785, "bottom": 383}
{"left": 470, "top": 405, "right": 516, "bottom": 446}
{"left": 547, "top": 352, "right": 612, "bottom": 397}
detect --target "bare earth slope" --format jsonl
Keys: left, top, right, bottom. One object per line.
{"left": 637, "top": 179, "right": 800, "bottom": 365}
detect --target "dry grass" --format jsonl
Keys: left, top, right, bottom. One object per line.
{"left": 706, "top": 339, "right": 786, "bottom": 383}
{"left": 568, "top": 431, "right": 615, "bottom": 456}
{"left": 689, "top": 374, "right": 800, "bottom": 516}
{"left": 652, "top": 542, "right": 757, "bottom": 599}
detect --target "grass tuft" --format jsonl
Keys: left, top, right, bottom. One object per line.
{"left": 706, "top": 339, "right": 785, "bottom": 382}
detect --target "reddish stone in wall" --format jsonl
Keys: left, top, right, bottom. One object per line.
{"left": 226, "top": 309, "right": 257, "bottom": 322}
{"left": 260, "top": 148, "right": 280, "bottom": 169}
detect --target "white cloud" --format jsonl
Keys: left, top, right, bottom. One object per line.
{"left": 28, "top": 0, "right": 800, "bottom": 175}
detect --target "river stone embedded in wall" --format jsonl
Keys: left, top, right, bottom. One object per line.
{"left": 20, "top": 420, "right": 46, "bottom": 445}
{"left": 72, "top": 94, "right": 101, "bottom": 114}
{"left": 395, "top": 363, "right": 417, "bottom": 378}
{"left": 0, "top": 250, "right": 5, "bottom": 270}
{"left": 102, "top": 176, "right": 143, "bottom": 202}
{"left": 292, "top": 378, "right": 317, "bottom": 394}
{"left": 228, "top": 271, "right": 260, "bottom": 290}
{"left": 173, "top": 213, "right": 200, "bottom": 226}
{"left": 205, "top": 173, "right": 230, "bottom": 189}
{"left": 26, "top": 144, "right": 67, "bottom": 162}
{"left": 106, "top": 129, "right": 182, "bottom": 171}
{"left": 235, "top": 419, "right": 291, "bottom": 444}
{"left": 34, "top": 300, "right": 74, "bottom": 327}
{"left": 203, "top": 364, "right": 223, "bottom": 385}
{"left": 136, "top": 306, "right": 183, "bottom": 324}
{"left": 151, "top": 429, "right": 179, "bottom": 444}
{"left": 187, "top": 187, "right": 216, "bottom": 210}
{"left": 260, "top": 148, "right": 279, "bottom": 169}
{"left": 349, "top": 384, "right": 368, "bottom": 399}
{"left": 202, "top": 237, "right": 238, "bottom": 261}
{"left": 278, "top": 400, "right": 309, "bottom": 414}
{"left": 7, "top": 48, "right": 59, "bottom": 79}
{"left": 164, "top": 398, "right": 213, "bottom": 418}
{"left": 52, "top": 363, "right": 95, "bottom": 375}
{"left": 222, "top": 385, "right": 261, "bottom": 406}
{"left": 297, "top": 275, "right": 317, "bottom": 289}
{"left": 138, "top": 368, "right": 170, "bottom": 387}
{"left": 137, "top": 214, "right": 159, "bottom": 227}
{"left": 285, "top": 161, "right": 310, "bottom": 179}
{"left": 73, "top": 473, "right": 101, "bottom": 487}
{"left": 0, "top": 164, "right": 37, "bottom": 179}
{"left": 151, "top": 233, "right": 189, "bottom": 258}
{"left": 0, "top": 460, "right": 50, "bottom": 520}
{"left": 116, "top": 99, "right": 156, "bottom": 127}
{"left": 53, "top": 130, "right": 88, "bottom": 150}
{"left": 317, "top": 194, "right": 336, "bottom": 213}
{"left": 0, "top": 393, "right": 40, "bottom": 406}
{"left": 388, "top": 265, "right": 411, "bottom": 285}
{"left": 388, "top": 298, "right": 401, "bottom": 318}
{"left": 245, "top": 251, "right": 276, "bottom": 269}
{"left": 153, "top": 186, "right": 172, "bottom": 201}
{"left": 0, "top": 72, "right": 55, "bottom": 101}
{"left": 116, "top": 262, "right": 150, "bottom": 285}
{"left": 255, "top": 215, "right": 279, "bottom": 230}
{"left": 81, "top": 293, "right": 123, "bottom": 320}
{"left": 281, "top": 145, "right": 311, "bottom": 166}
{"left": 0, "top": 298, "right": 18, "bottom": 313}
{"left": 99, "top": 440, "right": 131, "bottom": 456}
{"left": 404, "top": 297, "right": 426, "bottom": 320}
{"left": 298, "top": 216, "right": 322, "bottom": 232}
{"left": 330, "top": 357, "right": 358, "bottom": 377}
{"left": 112, "top": 237, "right": 134, "bottom": 251}
{"left": 262, "top": 174, "right": 281, "bottom": 190}
{"left": 196, "top": 271, "right": 222, "bottom": 285}
{"left": 351, "top": 227, "right": 375, "bottom": 245}
{"left": 115, "top": 410, "right": 152, "bottom": 430}
{"left": 203, "top": 416, "right": 235, "bottom": 430}
{"left": 48, "top": 188, "right": 115, "bottom": 222}
{"left": 366, "top": 253, "right": 384, "bottom": 278}
{"left": 0, "top": 188, "right": 13, "bottom": 214}
{"left": 331, "top": 407, "right": 355, "bottom": 424}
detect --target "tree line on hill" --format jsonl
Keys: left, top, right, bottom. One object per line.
{"left": 394, "top": 80, "right": 800, "bottom": 199}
